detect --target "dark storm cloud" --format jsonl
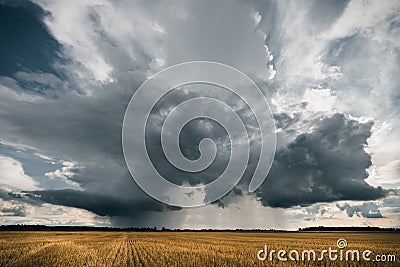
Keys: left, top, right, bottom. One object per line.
{"left": 336, "top": 202, "right": 383, "bottom": 218}
{"left": 0, "top": 189, "right": 22, "bottom": 201}
{"left": 8, "top": 83, "right": 258, "bottom": 216}
{"left": 0, "top": 52, "right": 167, "bottom": 221}
{"left": 0, "top": 188, "right": 38, "bottom": 204}
{"left": 0, "top": 1, "right": 62, "bottom": 76}
{"left": 26, "top": 189, "right": 175, "bottom": 217}
{"left": 144, "top": 84, "right": 260, "bottom": 187}
{"left": 256, "top": 113, "right": 386, "bottom": 208}
{"left": 0, "top": 82, "right": 188, "bottom": 218}
{"left": 1, "top": 71, "right": 386, "bottom": 218}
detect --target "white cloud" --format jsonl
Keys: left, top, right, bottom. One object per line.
{"left": 368, "top": 159, "right": 400, "bottom": 189}
{"left": 0, "top": 77, "right": 43, "bottom": 103}
{"left": 44, "top": 161, "right": 82, "bottom": 188}
{"left": 34, "top": 0, "right": 114, "bottom": 85}
{"left": 0, "top": 156, "right": 39, "bottom": 191}
{"left": 146, "top": 58, "right": 165, "bottom": 77}
{"left": 33, "top": 0, "right": 169, "bottom": 92}
{"left": 33, "top": 153, "right": 56, "bottom": 164}
{"left": 302, "top": 88, "right": 337, "bottom": 113}
{"left": 321, "top": 0, "right": 400, "bottom": 41}
{"left": 0, "top": 200, "right": 33, "bottom": 217}
{"left": 366, "top": 119, "right": 400, "bottom": 189}
{"left": 252, "top": 11, "right": 262, "bottom": 26}
{"left": 0, "top": 198, "right": 111, "bottom": 226}
{"left": 34, "top": 203, "right": 111, "bottom": 226}
{"left": 14, "top": 71, "right": 62, "bottom": 88}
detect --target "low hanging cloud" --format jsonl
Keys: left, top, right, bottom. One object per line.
{"left": 336, "top": 202, "right": 383, "bottom": 218}
{"left": 25, "top": 189, "right": 175, "bottom": 217}
{"left": 0, "top": 201, "right": 30, "bottom": 217}
{"left": 256, "top": 113, "right": 385, "bottom": 208}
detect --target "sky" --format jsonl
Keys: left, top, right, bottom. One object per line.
{"left": 0, "top": 0, "right": 399, "bottom": 229}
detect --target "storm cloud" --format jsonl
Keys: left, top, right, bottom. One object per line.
{"left": 26, "top": 189, "right": 175, "bottom": 217}
{"left": 256, "top": 113, "right": 385, "bottom": 208}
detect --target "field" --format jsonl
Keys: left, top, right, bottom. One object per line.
{"left": 0, "top": 231, "right": 399, "bottom": 266}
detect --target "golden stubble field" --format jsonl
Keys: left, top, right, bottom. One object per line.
{"left": 0, "top": 231, "right": 399, "bottom": 266}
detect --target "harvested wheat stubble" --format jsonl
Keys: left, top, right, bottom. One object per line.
{"left": 0, "top": 231, "right": 399, "bottom": 266}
